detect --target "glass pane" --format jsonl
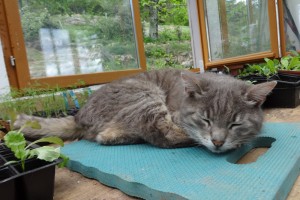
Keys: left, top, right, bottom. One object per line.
{"left": 283, "top": 0, "right": 300, "bottom": 51}
{"left": 204, "top": 0, "right": 271, "bottom": 61}
{"left": 18, "top": 0, "right": 139, "bottom": 78}
{"left": 139, "top": 0, "right": 194, "bottom": 70}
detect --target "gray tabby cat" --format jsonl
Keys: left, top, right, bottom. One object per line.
{"left": 14, "top": 69, "right": 276, "bottom": 153}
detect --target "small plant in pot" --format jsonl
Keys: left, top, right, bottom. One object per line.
{"left": 239, "top": 57, "right": 300, "bottom": 108}
{"left": 238, "top": 58, "right": 279, "bottom": 81}
{"left": 3, "top": 120, "right": 68, "bottom": 170}
{"left": 0, "top": 120, "right": 68, "bottom": 200}
{"left": 277, "top": 50, "right": 300, "bottom": 75}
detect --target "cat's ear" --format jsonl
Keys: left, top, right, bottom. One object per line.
{"left": 245, "top": 81, "right": 277, "bottom": 106}
{"left": 181, "top": 72, "right": 205, "bottom": 97}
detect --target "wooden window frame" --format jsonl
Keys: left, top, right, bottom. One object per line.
{"left": 276, "top": 0, "right": 298, "bottom": 57}
{"left": 197, "top": 0, "right": 281, "bottom": 69}
{"left": 1, "top": 0, "right": 294, "bottom": 89}
{"left": 0, "top": 0, "right": 146, "bottom": 89}
{"left": 277, "top": 0, "right": 286, "bottom": 56}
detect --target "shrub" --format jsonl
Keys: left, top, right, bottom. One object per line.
{"left": 20, "top": 6, "right": 58, "bottom": 43}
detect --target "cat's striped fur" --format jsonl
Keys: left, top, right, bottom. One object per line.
{"left": 14, "top": 69, "right": 276, "bottom": 153}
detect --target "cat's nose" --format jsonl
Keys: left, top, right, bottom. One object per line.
{"left": 211, "top": 139, "right": 224, "bottom": 147}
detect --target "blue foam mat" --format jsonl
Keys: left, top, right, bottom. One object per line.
{"left": 61, "top": 123, "right": 300, "bottom": 200}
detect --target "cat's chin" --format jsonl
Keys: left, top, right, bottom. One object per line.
{"left": 207, "top": 147, "right": 236, "bottom": 154}
{"left": 209, "top": 149, "right": 226, "bottom": 154}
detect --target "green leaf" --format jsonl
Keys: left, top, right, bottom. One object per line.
{"left": 26, "top": 136, "right": 64, "bottom": 149}
{"left": 294, "top": 66, "right": 300, "bottom": 70}
{"left": 4, "top": 131, "right": 26, "bottom": 160}
{"left": 262, "top": 67, "right": 270, "bottom": 76}
{"left": 57, "top": 154, "right": 69, "bottom": 168}
{"left": 30, "top": 146, "right": 61, "bottom": 162}
{"left": 265, "top": 58, "right": 275, "bottom": 69}
{"left": 288, "top": 57, "right": 297, "bottom": 69}
{"left": 281, "top": 58, "right": 289, "bottom": 69}
{"left": 273, "top": 59, "right": 280, "bottom": 66}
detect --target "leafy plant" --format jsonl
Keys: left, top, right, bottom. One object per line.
{"left": 239, "top": 57, "right": 279, "bottom": 78}
{"left": 278, "top": 50, "right": 300, "bottom": 71}
{"left": 240, "top": 51, "right": 300, "bottom": 79}
{"left": 0, "top": 80, "right": 91, "bottom": 120}
{"left": 3, "top": 120, "right": 68, "bottom": 171}
{"left": 20, "top": 6, "right": 59, "bottom": 43}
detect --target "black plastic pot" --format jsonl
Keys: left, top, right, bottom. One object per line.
{"left": 0, "top": 142, "right": 60, "bottom": 200}
{"left": 240, "top": 74, "right": 300, "bottom": 108}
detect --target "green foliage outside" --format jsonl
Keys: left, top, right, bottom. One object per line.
{"left": 210, "top": 0, "right": 270, "bottom": 60}
{"left": 18, "top": 0, "right": 193, "bottom": 74}
{"left": 140, "top": 0, "right": 192, "bottom": 69}
{"left": 21, "top": 6, "right": 59, "bottom": 42}
{"left": 19, "top": 0, "right": 139, "bottom": 76}
{"left": 143, "top": 25, "right": 192, "bottom": 70}
{"left": 140, "top": 0, "right": 189, "bottom": 26}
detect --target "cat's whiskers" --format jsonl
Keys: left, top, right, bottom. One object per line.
{"left": 230, "top": 135, "right": 257, "bottom": 146}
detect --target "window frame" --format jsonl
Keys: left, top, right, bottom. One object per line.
{"left": 0, "top": 0, "right": 146, "bottom": 89}
{"left": 276, "top": 0, "right": 298, "bottom": 57}
{"left": 277, "top": 0, "right": 286, "bottom": 56}
{"left": 197, "top": 0, "right": 281, "bottom": 69}
{"left": 1, "top": 0, "right": 295, "bottom": 90}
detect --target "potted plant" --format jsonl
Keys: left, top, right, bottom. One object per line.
{"left": 238, "top": 58, "right": 279, "bottom": 80}
{"left": 277, "top": 50, "right": 300, "bottom": 75}
{"left": 0, "top": 120, "right": 68, "bottom": 200}
{"left": 239, "top": 58, "right": 300, "bottom": 108}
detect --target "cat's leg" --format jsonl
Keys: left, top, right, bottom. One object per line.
{"left": 95, "top": 125, "right": 143, "bottom": 145}
{"left": 94, "top": 116, "right": 195, "bottom": 148}
{"left": 146, "top": 114, "right": 196, "bottom": 148}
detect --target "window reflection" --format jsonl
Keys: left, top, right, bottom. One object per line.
{"left": 204, "top": 0, "right": 271, "bottom": 61}
{"left": 19, "top": 0, "right": 139, "bottom": 78}
{"left": 40, "top": 28, "right": 75, "bottom": 76}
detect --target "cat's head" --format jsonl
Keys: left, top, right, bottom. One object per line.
{"left": 180, "top": 72, "right": 276, "bottom": 153}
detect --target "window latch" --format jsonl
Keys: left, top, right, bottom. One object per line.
{"left": 10, "top": 56, "right": 16, "bottom": 66}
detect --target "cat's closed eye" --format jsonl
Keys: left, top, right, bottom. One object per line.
{"left": 228, "top": 123, "right": 242, "bottom": 129}
{"left": 200, "top": 117, "right": 211, "bottom": 126}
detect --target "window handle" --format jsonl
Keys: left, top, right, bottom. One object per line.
{"left": 10, "top": 56, "right": 16, "bottom": 67}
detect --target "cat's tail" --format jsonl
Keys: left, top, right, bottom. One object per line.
{"left": 13, "top": 114, "right": 80, "bottom": 141}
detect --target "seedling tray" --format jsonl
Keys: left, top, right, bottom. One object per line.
{"left": 265, "top": 74, "right": 300, "bottom": 108}
{"left": 241, "top": 74, "right": 300, "bottom": 108}
{"left": 0, "top": 142, "right": 60, "bottom": 200}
